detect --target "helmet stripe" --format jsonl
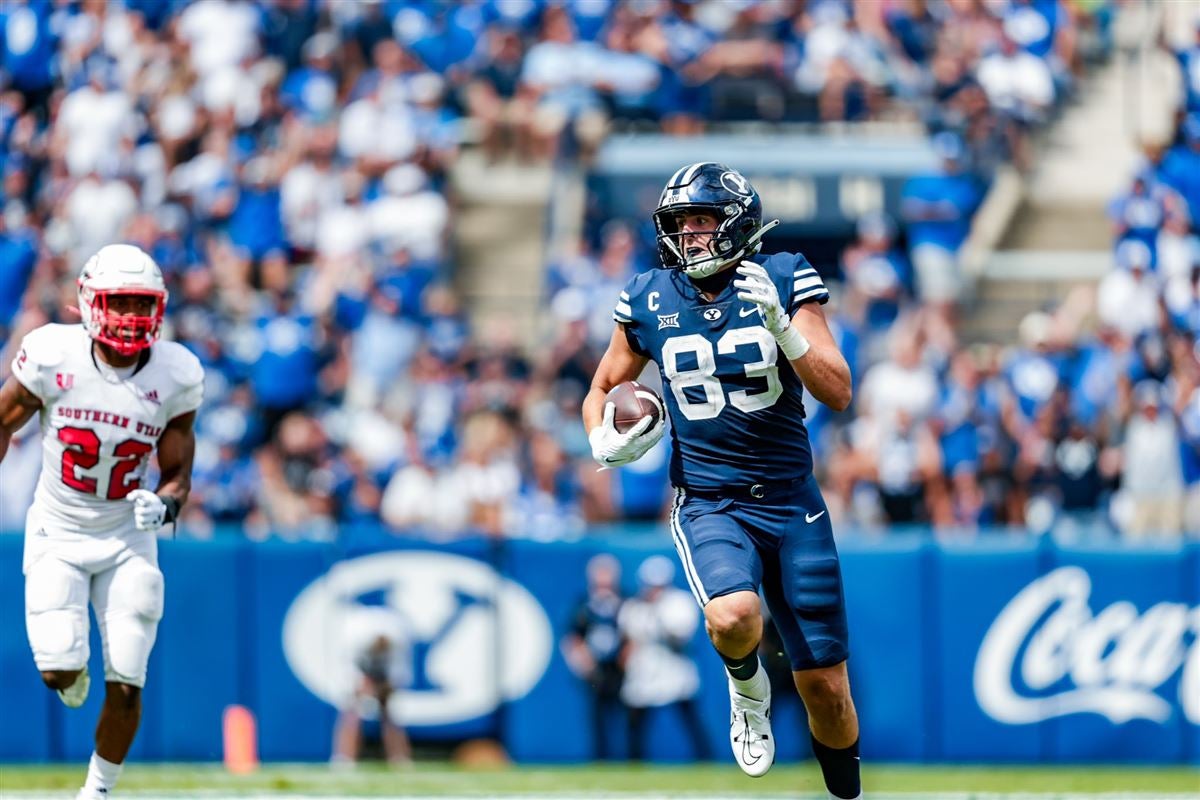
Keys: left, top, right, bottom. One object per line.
{"left": 680, "top": 162, "right": 708, "bottom": 185}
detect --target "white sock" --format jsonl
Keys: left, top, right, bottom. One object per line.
{"left": 727, "top": 659, "right": 769, "bottom": 701}
{"left": 84, "top": 752, "right": 122, "bottom": 794}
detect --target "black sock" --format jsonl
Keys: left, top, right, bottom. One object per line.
{"left": 718, "top": 650, "right": 760, "bottom": 681}
{"left": 810, "top": 734, "right": 860, "bottom": 800}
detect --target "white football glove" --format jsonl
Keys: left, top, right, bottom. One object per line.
{"left": 734, "top": 260, "right": 811, "bottom": 360}
{"left": 127, "top": 489, "right": 167, "bottom": 531}
{"left": 588, "top": 401, "right": 665, "bottom": 468}
{"left": 734, "top": 260, "right": 789, "bottom": 335}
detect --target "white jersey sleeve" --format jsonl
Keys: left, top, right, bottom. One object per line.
{"left": 11, "top": 325, "right": 70, "bottom": 405}
{"left": 157, "top": 342, "right": 205, "bottom": 421}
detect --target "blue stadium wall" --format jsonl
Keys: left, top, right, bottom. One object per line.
{"left": 1, "top": 533, "right": 1196, "bottom": 764}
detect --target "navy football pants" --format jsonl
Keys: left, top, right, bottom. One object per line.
{"left": 668, "top": 475, "right": 849, "bottom": 671}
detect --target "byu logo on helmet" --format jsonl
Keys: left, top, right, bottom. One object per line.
{"left": 720, "top": 170, "right": 752, "bottom": 197}
{"left": 283, "top": 552, "right": 553, "bottom": 726}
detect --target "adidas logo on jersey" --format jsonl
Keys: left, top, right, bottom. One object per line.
{"left": 143, "top": 389, "right": 160, "bottom": 405}
{"left": 657, "top": 313, "right": 680, "bottom": 330}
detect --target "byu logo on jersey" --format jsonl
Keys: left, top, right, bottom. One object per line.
{"left": 703, "top": 308, "right": 722, "bottom": 321}
{"left": 720, "top": 171, "right": 752, "bottom": 197}
{"left": 658, "top": 313, "right": 681, "bottom": 330}
{"left": 284, "top": 552, "right": 553, "bottom": 726}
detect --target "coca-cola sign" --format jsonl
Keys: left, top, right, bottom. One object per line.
{"left": 974, "top": 566, "right": 1199, "bottom": 726}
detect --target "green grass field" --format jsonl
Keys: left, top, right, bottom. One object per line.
{"left": 0, "top": 763, "right": 1197, "bottom": 799}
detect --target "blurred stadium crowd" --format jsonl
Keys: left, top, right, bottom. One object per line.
{"left": 1, "top": 0, "right": 1197, "bottom": 541}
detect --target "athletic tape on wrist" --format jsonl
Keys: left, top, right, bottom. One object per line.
{"left": 776, "top": 325, "right": 811, "bottom": 360}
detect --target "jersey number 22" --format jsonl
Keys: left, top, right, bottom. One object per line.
{"left": 59, "top": 427, "right": 154, "bottom": 500}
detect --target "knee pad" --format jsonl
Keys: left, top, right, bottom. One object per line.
{"left": 24, "top": 557, "right": 89, "bottom": 670}
{"left": 100, "top": 562, "right": 164, "bottom": 687}
{"left": 125, "top": 564, "right": 165, "bottom": 622}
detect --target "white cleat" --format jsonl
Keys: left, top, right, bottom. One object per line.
{"left": 58, "top": 667, "right": 90, "bottom": 708}
{"left": 729, "top": 676, "right": 775, "bottom": 777}
{"left": 75, "top": 788, "right": 108, "bottom": 800}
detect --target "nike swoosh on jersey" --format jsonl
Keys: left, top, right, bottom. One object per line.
{"left": 805, "top": 510, "right": 826, "bottom": 523}
{"left": 739, "top": 305, "right": 760, "bottom": 318}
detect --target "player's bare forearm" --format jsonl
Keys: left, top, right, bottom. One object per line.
{"left": 789, "top": 305, "right": 852, "bottom": 412}
{"left": 789, "top": 346, "right": 851, "bottom": 412}
{"left": 155, "top": 411, "right": 196, "bottom": 506}
{"left": 582, "top": 387, "right": 609, "bottom": 433}
{"left": 0, "top": 378, "right": 42, "bottom": 462}
{"left": 583, "top": 325, "right": 650, "bottom": 432}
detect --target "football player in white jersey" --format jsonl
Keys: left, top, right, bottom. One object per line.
{"left": 0, "top": 244, "right": 203, "bottom": 800}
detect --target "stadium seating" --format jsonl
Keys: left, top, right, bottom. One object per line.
{"left": 0, "top": 0, "right": 1195, "bottom": 543}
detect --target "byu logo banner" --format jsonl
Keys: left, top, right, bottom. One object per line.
{"left": 283, "top": 551, "right": 553, "bottom": 726}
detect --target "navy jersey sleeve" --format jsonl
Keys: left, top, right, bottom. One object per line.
{"left": 612, "top": 286, "right": 634, "bottom": 325}
{"left": 612, "top": 271, "right": 654, "bottom": 356}
{"left": 766, "top": 252, "right": 829, "bottom": 316}
{"left": 789, "top": 254, "right": 829, "bottom": 311}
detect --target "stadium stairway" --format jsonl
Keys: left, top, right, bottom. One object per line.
{"left": 449, "top": 151, "right": 557, "bottom": 347}
{"left": 960, "top": 0, "right": 1184, "bottom": 345}
{"left": 961, "top": 251, "right": 1107, "bottom": 345}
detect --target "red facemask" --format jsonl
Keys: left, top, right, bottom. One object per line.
{"left": 87, "top": 289, "right": 166, "bottom": 356}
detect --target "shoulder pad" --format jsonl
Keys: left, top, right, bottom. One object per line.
{"left": 614, "top": 269, "right": 659, "bottom": 325}
{"left": 159, "top": 341, "right": 205, "bottom": 388}
{"left": 625, "top": 269, "right": 659, "bottom": 303}
{"left": 757, "top": 251, "right": 801, "bottom": 278}
{"left": 19, "top": 324, "right": 74, "bottom": 369}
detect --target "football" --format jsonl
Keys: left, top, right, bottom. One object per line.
{"left": 606, "top": 380, "right": 664, "bottom": 434}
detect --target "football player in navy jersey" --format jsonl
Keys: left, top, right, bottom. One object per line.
{"left": 583, "top": 163, "right": 861, "bottom": 800}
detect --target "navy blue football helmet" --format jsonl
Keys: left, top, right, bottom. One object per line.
{"left": 653, "top": 162, "right": 778, "bottom": 279}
